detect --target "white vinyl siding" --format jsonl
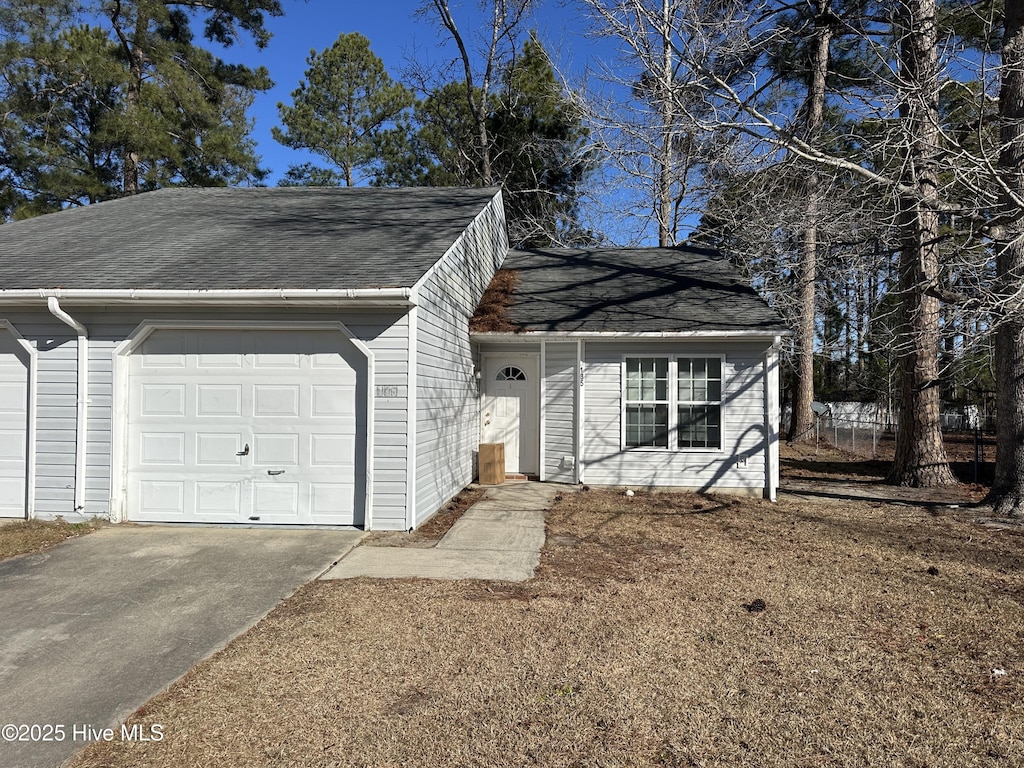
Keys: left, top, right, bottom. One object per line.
{"left": 86, "top": 338, "right": 115, "bottom": 512}
{"left": 34, "top": 327, "right": 79, "bottom": 516}
{"left": 413, "top": 193, "right": 507, "bottom": 527}
{"left": 585, "top": 342, "right": 769, "bottom": 491}
{"left": 543, "top": 342, "right": 576, "bottom": 482}
{"left": 3, "top": 308, "right": 411, "bottom": 528}
{"left": 348, "top": 315, "right": 410, "bottom": 530}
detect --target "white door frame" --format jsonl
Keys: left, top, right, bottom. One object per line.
{"left": 111, "top": 320, "right": 375, "bottom": 526}
{"left": 480, "top": 354, "right": 540, "bottom": 475}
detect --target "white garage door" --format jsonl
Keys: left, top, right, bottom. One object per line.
{"left": 127, "top": 329, "right": 361, "bottom": 525}
{"left": 0, "top": 331, "right": 29, "bottom": 517}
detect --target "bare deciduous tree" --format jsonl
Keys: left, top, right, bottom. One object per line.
{"left": 579, "top": 0, "right": 965, "bottom": 486}
{"left": 417, "top": 0, "right": 534, "bottom": 186}
{"left": 990, "top": 0, "right": 1024, "bottom": 515}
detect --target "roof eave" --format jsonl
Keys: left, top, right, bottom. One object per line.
{"left": 471, "top": 329, "right": 791, "bottom": 341}
{"left": 0, "top": 287, "right": 416, "bottom": 308}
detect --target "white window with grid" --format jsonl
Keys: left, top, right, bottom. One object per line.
{"left": 622, "top": 356, "right": 724, "bottom": 451}
{"left": 677, "top": 357, "right": 722, "bottom": 449}
{"left": 624, "top": 357, "right": 669, "bottom": 448}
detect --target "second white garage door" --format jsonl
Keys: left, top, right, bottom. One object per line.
{"left": 0, "top": 330, "right": 29, "bottom": 517}
{"left": 127, "top": 329, "right": 363, "bottom": 526}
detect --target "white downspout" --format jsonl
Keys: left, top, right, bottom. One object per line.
{"left": 47, "top": 298, "right": 88, "bottom": 512}
{"left": 765, "top": 335, "right": 782, "bottom": 502}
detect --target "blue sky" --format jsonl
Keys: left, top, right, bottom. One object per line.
{"left": 233, "top": 0, "right": 595, "bottom": 184}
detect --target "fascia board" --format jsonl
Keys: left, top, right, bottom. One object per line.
{"left": 470, "top": 330, "right": 792, "bottom": 341}
{"left": 0, "top": 288, "right": 415, "bottom": 307}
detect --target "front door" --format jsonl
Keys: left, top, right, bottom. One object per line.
{"left": 481, "top": 356, "right": 539, "bottom": 474}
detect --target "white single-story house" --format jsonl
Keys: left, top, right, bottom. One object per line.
{"left": 0, "top": 186, "right": 787, "bottom": 530}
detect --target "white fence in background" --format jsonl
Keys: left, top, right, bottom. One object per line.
{"left": 783, "top": 402, "right": 991, "bottom": 459}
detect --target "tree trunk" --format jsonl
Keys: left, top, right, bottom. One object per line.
{"left": 989, "top": 0, "right": 1024, "bottom": 516}
{"left": 109, "top": 1, "right": 146, "bottom": 195}
{"left": 887, "top": 0, "right": 956, "bottom": 487}
{"left": 657, "top": 0, "right": 674, "bottom": 247}
{"left": 788, "top": 2, "right": 831, "bottom": 443}
{"left": 430, "top": 0, "right": 493, "bottom": 185}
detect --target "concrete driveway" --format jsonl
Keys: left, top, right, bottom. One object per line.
{"left": 0, "top": 525, "right": 364, "bottom": 768}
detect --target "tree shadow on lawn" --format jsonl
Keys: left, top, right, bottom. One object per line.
{"left": 781, "top": 450, "right": 993, "bottom": 509}
{"left": 780, "top": 478, "right": 986, "bottom": 510}
{"left": 771, "top": 497, "right": 1024, "bottom": 590}
{"left": 782, "top": 454, "right": 891, "bottom": 480}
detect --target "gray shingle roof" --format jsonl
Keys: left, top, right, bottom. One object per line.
{"left": 0, "top": 186, "right": 500, "bottom": 291}
{"left": 496, "top": 247, "right": 788, "bottom": 334}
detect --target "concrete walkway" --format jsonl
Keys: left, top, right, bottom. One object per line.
{"left": 321, "top": 482, "right": 560, "bottom": 582}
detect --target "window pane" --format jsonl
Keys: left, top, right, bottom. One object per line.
{"left": 626, "top": 358, "right": 667, "bottom": 403}
{"left": 678, "top": 405, "right": 721, "bottom": 448}
{"left": 654, "top": 358, "right": 667, "bottom": 400}
{"left": 707, "top": 379, "right": 721, "bottom": 401}
{"left": 693, "top": 374, "right": 707, "bottom": 402}
{"left": 679, "top": 357, "right": 722, "bottom": 403}
{"left": 627, "top": 404, "right": 669, "bottom": 447}
{"left": 627, "top": 358, "right": 642, "bottom": 401}
{"left": 626, "top": 370, "right": 640, "bottom": 401}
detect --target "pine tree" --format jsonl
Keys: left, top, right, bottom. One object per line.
{"left": 0, "top": 0, "right": 278, "bottom": 214}
{"left": 273, "top": 32, "right": 414, "bottom": 187}
{"left": 378, "top": 35, "right": 594, "bottom": 246}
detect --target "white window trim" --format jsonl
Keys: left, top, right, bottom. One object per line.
{"left": 620, "top": 354, "right": 726, "bottom": 453}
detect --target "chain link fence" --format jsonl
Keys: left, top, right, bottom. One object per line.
{"left": 786, "top": 402, "right": 995, "bottom": 464}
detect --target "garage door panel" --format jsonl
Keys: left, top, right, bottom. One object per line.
{"left": 0, "top": 382, "right": 27, "bottom": 413}
{"left": 138, "top": 480, "right": 185, "bottom": 516}
{"left": 141, "top": 384, "right": 185, "bottom": 417}
{"left": 195, "top": 481, "right": 243, "bottom": 516}
{"left": 310, "top": 434, "right": 354, "bottom": 467}
{"left": 253, "top": 482, "right": 299, "bottom": 516}
{"left": 0, "top": 335, "right": 29, "bottom": 517}
{"left": 253, "top": 352, "right": 301, "bottom": 369}
{"left": 127, "top": 329, "right": 361, "bottom": 525}
{"left": 0, "top": 477, "right": 26, "bottom": 515}
{"left": 196, "top": 385, "right": 242, "bottom": 417}
{"left": 253, "top": 434, "right": 299, "bottom": 466}
{"left": 196, "top": 433, "right": 243, "bottom": 466}
{"left": 139, "top": 432, "right": 185, "bottom": 465}
{"left": 254, "top": 385, "right": 300, "bottom": 417}
{"left": 311, "top": 483, "right": 354, "bottom": 515}
{"left": 311, "top": 386, "right": 354, "bottom": 417}
{"left": 197, "top": 352, "right": 242, "bottom": 369}
{"left": 0, "top": 429, "right": 26, "bottom": 461}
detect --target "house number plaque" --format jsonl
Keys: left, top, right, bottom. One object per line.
{"left": 375, "top": 385, "right": 401, "bottom": 398}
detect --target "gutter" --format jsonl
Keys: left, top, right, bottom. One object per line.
{"left": 46, "top": 298, "right": 88, "bottom": 512}
{"left": 471, "top": 330, "right": 791, "bottom": 341}
{"left": 0, "top": 287, "right": 415, "bottom": 307}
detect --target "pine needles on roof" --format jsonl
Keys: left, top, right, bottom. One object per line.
{"left": 470, "top": 269, "right": 524, "bottom": 332}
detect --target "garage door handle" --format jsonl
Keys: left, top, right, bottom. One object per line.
{"left": 267, "top": 469, "right": 286, "bottom": 476}
{"left": 236, "top": 444, "right": 249, "bottom": 456}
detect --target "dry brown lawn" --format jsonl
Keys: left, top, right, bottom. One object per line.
{"left": 0, "top": 518, "right": 101, "bottom": 561}
{"left": 71, "top": 454, "right": 1024, "bottom": 768}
